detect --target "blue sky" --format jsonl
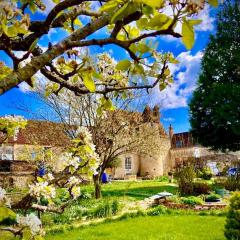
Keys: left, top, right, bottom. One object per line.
{"left": 0, "top": 1, "right": 218, "bottom": 134}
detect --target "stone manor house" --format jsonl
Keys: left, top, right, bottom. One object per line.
{"left": 0, "top": 106, "right": 239, "bottom": 187}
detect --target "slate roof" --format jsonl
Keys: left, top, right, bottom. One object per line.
{"left": 0, "top": 120, "right": 72, "bottom": 147}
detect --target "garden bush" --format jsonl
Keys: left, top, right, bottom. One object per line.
{"left": 199, "top": 167, "right": 213, "bottom": 180}
{"left": 174, "top": 160, "right": 196, "bottom": 195}
{"left": 225, "top": 192, "right": 240, "bottom": 240}
{"left": 91, "top": 199, "right": 120, "bottom": 218}
{"left": 180, "top": 196, "right": 203, "bottom": 206}
{"left": 147, "top": 205, "right": 168, "bottom": 216}
{"left": 205, "top": 193, "right": 221, "bottom": 202}
{"left": 193, "top": 182, "right": 211, "bottom": 195}
{"left": 119, "top": 210, "right": 146, "bottom": 220}
{"left": 224, "top": 176, "right": 240, "bottom": 191}
{"left": 155, "top": 176, "right": 169, "bottom": 182}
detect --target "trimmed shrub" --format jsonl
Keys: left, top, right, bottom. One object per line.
{"left": 193, "top": 182, "right": 211, "bottom": 195}
{"left": 225, "top": 192, "right": 240, "bottom": 240}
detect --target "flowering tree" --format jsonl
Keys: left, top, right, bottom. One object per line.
{"left": 0, "top": 116, "right": 100, "bottom": 239}
{"left": 21, "top": 87, "right": 165, "bottom": 198}
{"left": 0, "top": 0, "right": 218, "bottom": 105}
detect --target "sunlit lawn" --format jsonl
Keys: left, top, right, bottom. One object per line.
{"left": 83, "top": 180, "right": 178, "bottom": 200}
{"left": 46, "top": 215, "right": 225, "bottom": 240}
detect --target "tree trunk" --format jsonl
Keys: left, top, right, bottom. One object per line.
{"left": 93, "top": 174, "right": 102, "bottom": 199}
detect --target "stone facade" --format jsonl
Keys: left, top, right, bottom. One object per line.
{"left": 109, "top": 107, "right": 172, "bottom": 179}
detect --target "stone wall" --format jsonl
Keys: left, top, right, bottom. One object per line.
{"left": 0, "top": 160, "right": 35, "bottom": 189}
{"left": 0, "top": 172, "right": 34, "bottom": 189}
{"left": 170, "top": 147, "right": 240, "bottom": 170}
{"left": 140, "top": 136, "right": 171, "bottom": 177}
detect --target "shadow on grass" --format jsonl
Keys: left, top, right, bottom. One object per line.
{"left": 102, "top": 185, "right": 178, "bottom": 200}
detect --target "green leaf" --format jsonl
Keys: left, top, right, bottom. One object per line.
{"left": 137, "top": 43, "right": 150, "bottom": 54}
{"left": 111, "top": 2, "right": 138, "bottom": 23}
{"left": 182, "top": 19, "right": 195, "bottom": 50}
{"left": 99, "top": 0, "right": 119, "bottom": 12}
{"left": 159, "top": 82, "right": 167, "bottom": 91}
{"left": 169, "top": 55, "right": 179, "bottom": 64}
{"left": 148, "top": 13, "right": 172, "bottom": 30}
{"left": 3, "top": 25, "right": 18, "bottom": 37}
{"left": 111, "top": 2, "right": 129, "bottom": 23}
{"left": 136, "top": 18, "right": 148, "bottom": 30}
{"left": 133, "top": 64, "right": 145, "bottom": 75}
{"left": 83, "top": 74, "right": 96, "bottom": 92}
{"left": 0, "top": 206, "right": 16, "bottom": 224}
{"left": 208, "top": 0, "right": 218, "bottom": 7}
{"left": 104, "top": 98, "right": 115, "bottom": 110}
{"left": 164, "top": 68, "right": 170, "bottom": 77}
{"left": 136, "top": 0, "right": 164, "bottom": 9}
{"left": 28, "top": 38, "right": 39, "bottom": 52}
{"left": 116, "top": 59, "right": 131, "bottom": 71}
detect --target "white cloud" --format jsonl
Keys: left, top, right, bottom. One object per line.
{"left": 163, "top": 117, "right": 175, "bottom": 122}
{"left": 195, "top": 5, "right": 215, "bottom": 32}
{"left": 149, "top": 51, "right": 203, "bottom": 109}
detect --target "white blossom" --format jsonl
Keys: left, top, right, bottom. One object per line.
{"left": 0, "top": 187, "right": 11, "bottom": 207}
{"left": 71, "top": 186, "right": 81, "bottom": 199}
{"left": 67, "top": 176, "right": 81, "bottom": 186}
{"left": 17, "top": 213, "right": 42, "bottom": 235}
{"left": 44, "top": 173, "right": 54, "bottom": 181}
{"left": 29, "top": 181, "right": 56, "bottom": 201}
{"left": 0, "top": 187, "right": 6, "bottom": 202}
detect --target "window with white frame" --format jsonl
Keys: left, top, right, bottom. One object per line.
{"left": 0, "top": 145, "right": 14, "bottom": 160}
{"left": 125, "top": 157, "right": 132, "bottom": 170}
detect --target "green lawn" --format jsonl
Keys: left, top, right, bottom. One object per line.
{"left": 83, "top": 180, "right": 178, "bottom": 200}
{"left": 46, "top": 215, "right": 225, "bottom": 240}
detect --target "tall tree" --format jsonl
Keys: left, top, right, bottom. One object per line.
{"left": 189, "top": 0, "right": 240, "bottom": 152}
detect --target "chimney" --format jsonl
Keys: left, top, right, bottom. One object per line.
{"left": 142, "top": 105, "right": 152, "bottom": 122}
{"left": 152, "top": 105, "right": 160, "bottom": 123}
{"left": 169, "top": 124, "right": 174, "bottom": 146}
